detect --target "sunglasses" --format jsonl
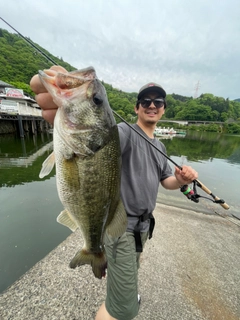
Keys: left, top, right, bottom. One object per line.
{"left": 138, "top": 98, "right": 165, "bottom": 109}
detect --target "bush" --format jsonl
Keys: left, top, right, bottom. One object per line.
{"left": 226, "top": 123, "right": 240, "bottom": 134}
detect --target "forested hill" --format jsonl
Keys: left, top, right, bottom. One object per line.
{"left": 0, "top": 28, "right": 138, "bottom": 122}
{"left": 0, "top": 28, "right": 240, "bottom": 126}
{"left": 0, "top": 28, "right": 75, "bottom": 92}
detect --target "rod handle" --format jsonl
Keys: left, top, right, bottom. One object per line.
{"left": 195, "top": 179, "right": 230, "bottom": 210}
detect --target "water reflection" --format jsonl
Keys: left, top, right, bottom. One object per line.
{"left": 0, "top": 141, "right": 53, "bottom": 168}
{"left": 0, "top": 131, "right": 239, "bottom": 294}
{"left": 0, "top": 133, "right": 71, "bottom": 293}
{"left": 227, "top": 147, "right": 240, "bottom": 165}
{"left": 0, "top": 131, "right": 52, "bottom": 156}
{"left": 157, "top": 131, "right": 240, "bottom": 221}
{"left": 0, "top": 132, "right": 54, "bottom": 187}
{"left": 159, "top": 131, "right": 240, "bottom": 164}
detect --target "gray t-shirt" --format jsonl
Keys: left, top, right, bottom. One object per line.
{"left": 118, "top": 122, "right": 173, "bottom": 232}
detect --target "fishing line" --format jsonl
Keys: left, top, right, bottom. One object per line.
{"left": 118, "top": 125, "right": 171, "bottom": 173}
{"left": 118, "top": 126, "right": 229, "bottom": 215}
{"left": 0, "top": 17, "right": 58, "bottom": 65}
{"left": 118, "top": 123, "right": 231, "bottom": 213}
{"left": 112, "top": 111, "right": 230, "bottom": 211}
{"left": 113, "top": 111, "right": 182, "bottom": 169}
{"left": 1, "top": 17, "right": 231, "bottom": 212}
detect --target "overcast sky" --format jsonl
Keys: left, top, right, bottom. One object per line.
{"left": 1, "top": 0, "right": 240, "bottom": 99}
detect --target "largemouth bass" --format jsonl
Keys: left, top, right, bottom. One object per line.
{"left": 39, "top": 67, "right": 127, "bottom": 279}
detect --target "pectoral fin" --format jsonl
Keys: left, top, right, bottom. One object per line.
{"left": 39, "top": 151, "right": 55, "bottom": 178}
{"left": 57, "top": 209, "right": 78, "bottom": 232}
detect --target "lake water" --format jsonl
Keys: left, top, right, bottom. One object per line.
{"left": 157, "top": 131, "right": 240, "bottom": 219}
{"left": 0, "top": 130, "right": 239, "bottom": 293}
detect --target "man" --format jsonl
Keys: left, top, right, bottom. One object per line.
{"left": 30, "top": 66, "right": 198, "bottom": 320}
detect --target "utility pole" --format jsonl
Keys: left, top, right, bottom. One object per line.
{"left": 194, "top": 81, "right": 200, "bottom": 98}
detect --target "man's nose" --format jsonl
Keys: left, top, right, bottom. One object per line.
{"left": 149, "top": 101, "right": 156, "bottom": 108}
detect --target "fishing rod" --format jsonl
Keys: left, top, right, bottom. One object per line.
{"left": 0, "top": 17, "right": 58, "bottom": 65}
{"left": 112, "top": 111, "right": 230, "bottom": 210}
{"left": 1, "top": 17, "right": 230, "bottom": 210}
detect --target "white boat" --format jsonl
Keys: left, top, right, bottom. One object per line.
{"left": 154, "top": 127, "right": 177, "bottom": 136}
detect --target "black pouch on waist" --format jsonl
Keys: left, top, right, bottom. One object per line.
{"left": 130, "top": 212, "right": 155, "bottom": 253}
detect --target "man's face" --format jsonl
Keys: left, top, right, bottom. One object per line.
{"left": 135, "top": 91, "right": 165, "bottom": 125}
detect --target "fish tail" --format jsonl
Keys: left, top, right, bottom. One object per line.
{"left": 69, "top": 249, "right": 107, "bottom": 279}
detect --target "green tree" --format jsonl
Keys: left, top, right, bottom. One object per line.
{"left": 165, "top": 95, "right": 178, "bottom": 118}
{"left": 1, "top": 27, "right": 240, "bottom": 128}
{"left": 220, "top": 112, "right": 228, "bottom": 122}
{"left": 175, "top": 101, "right": 212, "bottom": 121}
{"left": 211, "top": 110, "right": 220, "bottom": 121}
{"left": 226, "top": 123, "right": 240, "bottom": 134}
{"left": 115, "top": 110, "right": 125, "bottom": 123}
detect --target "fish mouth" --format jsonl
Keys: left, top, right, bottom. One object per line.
{"left": 39, "top": 66, "right": 96, "bottom": 89}
{"left": 39, "top": 67, "right": 107, "bottom": 132}
{"left": 54, "top": 71, "right": 95, "bottom": 90}
{"left": 39, "top": 67, "right": 101, "bottom": 122}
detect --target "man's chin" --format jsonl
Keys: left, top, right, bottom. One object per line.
{"left": 146, "top": 119, "right": 158, "bottom": 124}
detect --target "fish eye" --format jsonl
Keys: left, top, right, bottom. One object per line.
{"left": 93, "top": 94, "right": 103, "bottom": 105}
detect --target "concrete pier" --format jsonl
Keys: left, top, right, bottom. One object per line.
{"left": 0, "top": 204, "right": 239, "bottom": 320}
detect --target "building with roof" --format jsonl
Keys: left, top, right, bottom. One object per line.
{"left": 0, "top": 79, "right": 50, "bottom": 136}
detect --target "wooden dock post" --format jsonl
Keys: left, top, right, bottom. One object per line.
{"left": 31, "top": 119, "right": 37, "bottom": 134}
{"left": 17, "top": 115, "right": 24, "bottom": 138}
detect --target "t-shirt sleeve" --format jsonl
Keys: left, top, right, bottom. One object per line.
{"left": 159, "top": 143, "right": 173, "bottom": 181}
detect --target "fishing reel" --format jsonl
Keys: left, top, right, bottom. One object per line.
{"left": 180, "top": 180, "right": 228, "bottom": 208}
{"left": 180, "top": 182, "right": 200, "bottom": 203}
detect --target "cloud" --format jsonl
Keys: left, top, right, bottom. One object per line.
{"left": 0, "top": 0, "right": 239, "bottom": 99}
